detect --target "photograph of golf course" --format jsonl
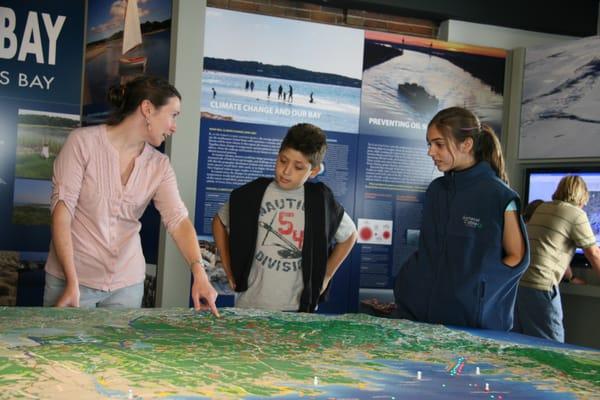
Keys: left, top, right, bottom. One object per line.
{"left": 13, "top": 109, "right": 79, "bottom": 225}
{"left": 15, "top": 110, "right": 79, "bottom": 181}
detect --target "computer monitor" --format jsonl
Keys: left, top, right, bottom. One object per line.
{"left": 524, "top": 167, "right": 600, "bottom": 259}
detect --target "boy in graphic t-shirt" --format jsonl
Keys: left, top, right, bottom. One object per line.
{"left": 212, "top": 123, "right": 357, "bottom": 312}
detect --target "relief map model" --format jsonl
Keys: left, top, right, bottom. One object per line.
{"left": 1, "top": 307, "right": 599, "bottom": 399}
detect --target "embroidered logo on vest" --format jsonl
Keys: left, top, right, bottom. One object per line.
{"left": 462, "top": 215, "right": 483, "bottom": 229}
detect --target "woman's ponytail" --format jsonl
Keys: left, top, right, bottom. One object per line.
{"left": 476, "top": 123, "right": 508, "bottom": 184}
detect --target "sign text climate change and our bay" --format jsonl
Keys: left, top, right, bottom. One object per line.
{"left": 1, "top": 308, "right": 599, "bottom": 399}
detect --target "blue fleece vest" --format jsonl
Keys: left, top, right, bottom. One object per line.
{"left": 395, "top": 162, "right": 529, "bottom": 331}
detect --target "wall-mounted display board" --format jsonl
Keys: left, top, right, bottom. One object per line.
{"left": 194, "top": 8, "right": 363, "bottom": 312}
{"left": 0, "top": 1, "right": 85, "bottom": 254}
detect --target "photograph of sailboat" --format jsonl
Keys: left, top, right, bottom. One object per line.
{"left": 82, "top": 0, "right": 172, "bottom": 123}
{"left": 119, "top": 0, "right": 147, "bottom": 73}
{"left": 15, "top": 109, "right": 79, "bottom": 181}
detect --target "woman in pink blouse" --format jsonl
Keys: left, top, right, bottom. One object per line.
{"left": 43, "top": 76, "right": 219, "bottom": 316}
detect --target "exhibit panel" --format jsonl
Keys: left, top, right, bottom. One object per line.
{"left": 0, "top": 1, "right": 86, "bottom": 253}
{"left": 194, "top": 8, "right": 364, "bottom": 312}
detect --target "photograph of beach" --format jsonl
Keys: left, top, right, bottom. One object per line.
{"left": 82, "top": 0, "right": 172, "bottom": 123}
{"left": 520, "top": 36, "right": 600, "bottom": 159}
{"left": 360, "top": 31, "right": 506, "bottom": 140}
{"left": 201, "top": 8, "right": 364, "bottom": 134}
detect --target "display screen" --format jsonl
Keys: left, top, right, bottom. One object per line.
{"left": 525, "top": 168, "right": 600, "bottom": 255}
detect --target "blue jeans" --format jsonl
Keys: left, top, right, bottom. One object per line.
{"left": 514, "top": 285, "right": 564, "bottom": 342}
{"left": 43, "top": 273, "right": 144, "bottom": 308}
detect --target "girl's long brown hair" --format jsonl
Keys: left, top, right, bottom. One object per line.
{"left": 429, "top": 107, "right": 508, "bottom": 184}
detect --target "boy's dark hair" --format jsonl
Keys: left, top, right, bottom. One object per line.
{"left": 279, "top": 123, "right": 327, "bottom": 168}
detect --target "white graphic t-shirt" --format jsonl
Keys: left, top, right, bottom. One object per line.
{"left": 218, "top": 181, "right": 355, "bottom": 311}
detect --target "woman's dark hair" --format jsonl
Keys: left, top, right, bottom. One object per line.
{"left": 106, "top": 75, "right": 181, "bottom": 125}
{"left": 429, "top": 106, "right": 508, "bottom": 184}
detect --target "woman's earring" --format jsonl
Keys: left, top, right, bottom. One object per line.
{"left": 146, "top": 118, "right": 151, "bottom": 132}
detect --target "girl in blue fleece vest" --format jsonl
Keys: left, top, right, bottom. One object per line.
{"left": 394, "top": 107, "right": 529, "bottom": 331}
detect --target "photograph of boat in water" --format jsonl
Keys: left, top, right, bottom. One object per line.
{"left": 359, "top": 31, "right": 506, "bottom": 141}
{"left": 82, "top": 0, "right": 172, "bottom": 123}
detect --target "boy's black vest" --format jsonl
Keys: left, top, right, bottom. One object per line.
{"left": 229, "top": 178, "right": 344, "bottom": 312}
{"left": 394, "top": 162, "right": 530, "bottom": 331}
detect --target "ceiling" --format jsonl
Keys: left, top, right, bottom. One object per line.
{"left": 308, "top": 0, "right": 599, "bottom": 37}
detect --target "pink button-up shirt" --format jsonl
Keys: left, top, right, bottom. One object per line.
{"left": 45, "top": 125, "right": 188, "bottom": 291}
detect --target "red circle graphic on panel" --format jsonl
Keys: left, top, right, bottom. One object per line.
{"left": 359, "top": 227, "right": 373, "bottom": 241}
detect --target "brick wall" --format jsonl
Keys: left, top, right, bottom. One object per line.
{"left": 206, "top": 0, "right": 437, "bottom": 38}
